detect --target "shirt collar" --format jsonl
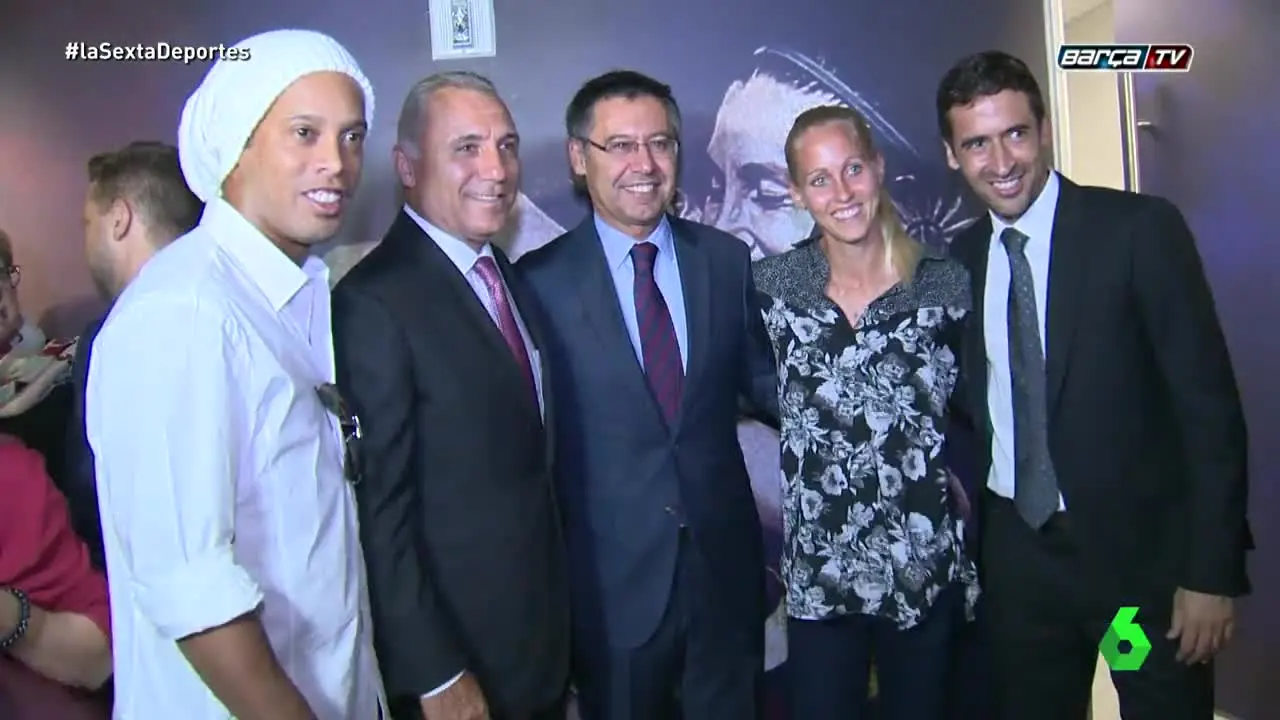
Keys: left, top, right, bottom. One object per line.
{"left": 402, "top": 203, "right": 495, "bottom": 275}
{"left": 989, "top": 169, "right": 1061, "bottom": 244}
{"left": 595, "top": 214, "right": 675, "bottom": 272}
{"left": 798, "top": 235, "right": 947, "bottom": 281}
{"left": 203, "top": 197, "right": 327, "bottom": 312}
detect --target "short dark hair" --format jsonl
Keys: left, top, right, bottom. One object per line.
{"left": 564, "top": 70, "right": 682, "bottom": 140}
{"left": 87, "top": 141, "right": 203, "bottom": 240}
{"left": 935, "top": 51, "right": 1046, "bottom": 142}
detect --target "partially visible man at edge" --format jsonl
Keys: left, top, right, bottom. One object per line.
{"left": 333, "top": 70, "right": 569, "bottom": 720}
{"left": 64, "top": 140, "right": 204, "bottom": 572}
{"left": 939, "top": 51, "right": 1250, "bottom": 720}
{"left": 86, "top": 30, "right": 386, "bottom": 720}
{"left": 0, "top": 431, "right": 112, "bottom": 691}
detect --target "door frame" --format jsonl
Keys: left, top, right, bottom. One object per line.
{"left": 1041, "top": 0, "right": 1075, "bottom": 177}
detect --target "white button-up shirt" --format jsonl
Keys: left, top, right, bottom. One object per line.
{"left": 88, "top": 198, "right": 386, "bottom": 719}
{"left": 982, "top": 170, "right": 1066, "bottom": 510}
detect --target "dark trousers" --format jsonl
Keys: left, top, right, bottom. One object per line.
{"left": 574, "top": 533, "right": 761, "bottom": 720}
{"left": 495, "top": 698, "right": 568, "bottom": 720}
{"left": 385, "top": 695, "right": 564, "bottom": 720}
{"left": 945, "top": 597, "right": 997, "bottom": 720}
{"left": 982, "top": 492, "right": 1215, "bottom": 720}
{"left": 784, "top": 588, "right": 957, "bottom": 720}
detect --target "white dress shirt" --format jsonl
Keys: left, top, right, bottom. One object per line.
{"left": 88, "top": 198, "right": 386, "bottom": 719}
{"left": 982, "top": 170, "right": 1066, "bottom": 510}
{"left": 593, "top": 213, "right": 689, "bottom": 370}
{"left": 401, "top": 205, "right": 544, "bottom": 698}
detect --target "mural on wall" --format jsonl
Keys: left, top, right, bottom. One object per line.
{"left": 685, "top": 47, "right": 977, "bottom": 256}
{"left": 3, "top": 0, "right": 1050, "bottom": 715}
{"left": 392, "top": 46, "right": 980, "bottom": 274}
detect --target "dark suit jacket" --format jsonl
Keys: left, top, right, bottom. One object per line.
{"left": 518, "top": 215, "right": 777, "bottom": 650}
{"left": 950, "top": 176, "right": 1250, "bottom": 605}
{"left": 63, "top": 313, "right": 107, "bottom": 571}
{"left": 331, "top": 212, "right": 569, "bottom": 717}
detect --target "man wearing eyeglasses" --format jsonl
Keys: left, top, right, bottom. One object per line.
{"left": 0, "top": 232, "right": 44, "bottom": 358}
{"left": 516, "top": 70, "right": 778, "bottom": 720}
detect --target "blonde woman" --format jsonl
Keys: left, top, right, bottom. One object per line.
{"left": 752, "top": 105, "right": 978, "bottom": 719}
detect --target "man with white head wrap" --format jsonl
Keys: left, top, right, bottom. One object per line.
{"left": 87, "top": 29, "right": 386, "bottom": 720}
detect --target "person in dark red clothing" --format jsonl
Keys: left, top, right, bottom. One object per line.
{"left": 0, "top": 433, "right": 112, "bottom": 690}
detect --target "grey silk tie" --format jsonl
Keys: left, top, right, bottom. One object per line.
{"left": 1001, "top": 227, "right": 1060, "bottom": 529}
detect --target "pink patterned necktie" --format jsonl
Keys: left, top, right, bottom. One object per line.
{"left": 472, "top": 256, "right": 538, "bottom": 402}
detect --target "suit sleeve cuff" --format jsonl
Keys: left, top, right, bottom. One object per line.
{"left": 420, "top": 670, "right": 466, "bottom": 699}
{"left": 132, "top": 547, "right": 263, "bottom": 640}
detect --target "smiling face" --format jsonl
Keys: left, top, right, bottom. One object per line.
{"left": 943, "top": 88, "right": 1052, "bottom": 221}
{"left": 222, "top": 71, "right": 369, "bottom": 263}
{"left": 396, "top": 86, "right": 520, "bottom": 243}
{"left": 569, "top": 94, "right": 678, "bottom": 240}
{"left": 788, "top": 119, "right": 886, "bottom": 248}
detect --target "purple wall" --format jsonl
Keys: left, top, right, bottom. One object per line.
{"left": 1117, "top": 0, "right": 1280, "bottom": 717}
{"left": 0, "top": 0, "right": 1047, "bottom": 331}
{"left": 1, "top": 0, "right": 1048, "bottom": 717}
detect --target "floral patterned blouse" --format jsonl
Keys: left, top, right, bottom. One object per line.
{"left": 753, "top": 239, "right": 979, "bottom": 629}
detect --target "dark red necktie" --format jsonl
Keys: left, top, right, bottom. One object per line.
{"left": 473, "top": 256, "right": 538, "bottom": 402}
{"left": 630, "top": 243, "right": 683, "bottom": 425}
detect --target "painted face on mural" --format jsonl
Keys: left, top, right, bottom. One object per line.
{"left": 705, "top": 73, "right": 836, "bottom": 258}
{"left": 788, "top": 120, "right": 886, "bottom": 247}
{"left": 943, "top": 88, "right": 1052, "bottom": 221}
{"left": 224, "top": 72, "right": 368, "bottom": 261}
{"left": 398, "top": 86, "right": 521, "bottom": 243}
{"left": 570, "top": 95, "right": 678, "bottom": 239}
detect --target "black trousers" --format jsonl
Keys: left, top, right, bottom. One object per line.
{"left": 496, "top": 698, "right": 568, "bottom": 720}
{"left": 981, "top": 492, "right": 1214, "bottom": 720}
{"left": 785, "top": 588, "right": 958, "bottom": 720}
{"left": 383, "top": 695, "right": 564, "bottom": 720}
{"left": 573, "top": 533, "right": 762, "bottom": 720}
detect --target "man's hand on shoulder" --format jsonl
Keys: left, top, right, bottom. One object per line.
{"left": 420, "top": 671, "right": 489, "bottom": 720}
{"left": 1166, "top": 587, "right": 1235, "bottom": 665}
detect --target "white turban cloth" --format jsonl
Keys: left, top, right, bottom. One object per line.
{"left": 177, "top": 29, "right": 376, "bottom": 202}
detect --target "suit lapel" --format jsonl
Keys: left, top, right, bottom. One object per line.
{"left": 500, "top": 252, "right": 553, "bottom": 439}
{"left": 391, "top": 212, "right": 541, "bottom": 423}
{"left": 671, "top": 218, "right": 710, "bottom": 419}
{"left": 957, "top": 217, "right": 994, "bottom": 439}
{"left": 569, "top": 220, "right": 664, "bottom": 418}
{"left": 393, "top": 213, "right": 512, "bottom": 362}
{"left": 1044, "top": 178, "right": 1087, "bottom": 415}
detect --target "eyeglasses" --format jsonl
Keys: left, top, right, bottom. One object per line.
{"left": 1, "top": 265, "right": 19, "bottom": 287}
{"left": 578, "top": 136, "right": 679, "bottom": 158}
{"left": 316, "top": 383, "right": 363, "bottom": 485}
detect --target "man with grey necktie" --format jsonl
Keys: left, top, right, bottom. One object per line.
{"left": 937, "top": 52, "right": 1250, "bottom": 720}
